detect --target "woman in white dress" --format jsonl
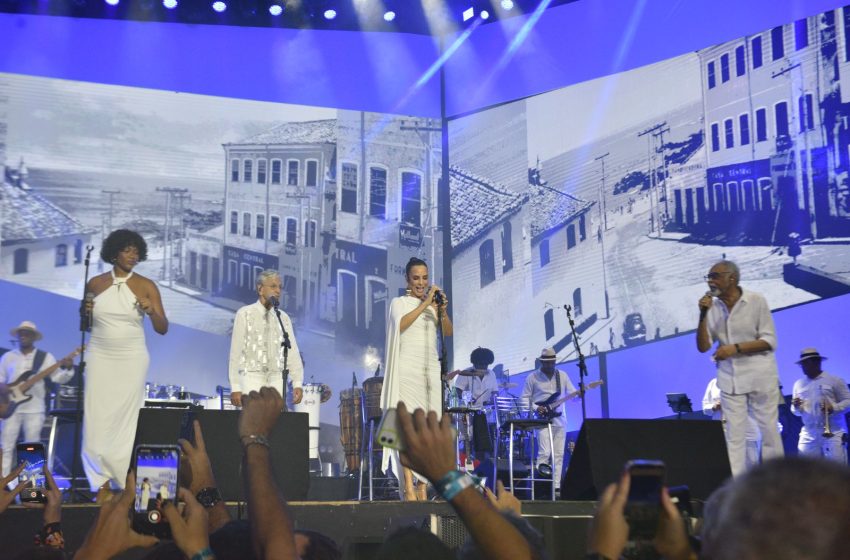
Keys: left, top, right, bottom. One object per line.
{"left": 82, "top": 230, "right": 168, "bottom": 490}
{"left": 380, "top": 257, "right": 452, "bottom": 500}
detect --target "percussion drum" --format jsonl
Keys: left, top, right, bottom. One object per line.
{"left": 361, "top": 376, "right": 384, "bottom": 421}
{"left": 293, "top": 383, "right": 324, "bottom": 461}
{"left": 339, "top": 388, "right": 364, "bottom": 473}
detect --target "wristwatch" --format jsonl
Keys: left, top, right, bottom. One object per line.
{"left": 195, "top": 487, "right": 222, "bottom": 508}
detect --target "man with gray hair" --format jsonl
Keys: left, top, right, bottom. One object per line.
{"left": 697, "top": 260, "right": 783, "bottom": 476}
{"left": 228, "top": 269, "right": 303, "bottom": 407}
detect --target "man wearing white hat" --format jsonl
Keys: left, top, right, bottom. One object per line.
{"left": 0, "top": 321, "right": 74, "bottom": 478}
{"left": 791, "top": 348, "right": 850, "bottom": 463}
{"left": 520, "top": 347, "right": 576, "bottom": 488}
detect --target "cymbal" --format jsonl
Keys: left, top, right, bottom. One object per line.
{"left": 499, "top": 382, "right": 518, "bottom": 389}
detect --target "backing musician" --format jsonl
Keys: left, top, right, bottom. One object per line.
{"left": 0, "top": 321, "right": 74, "bottom": 478}
{"left": 520, "top": 347, "right": 575, "bottom": 489}
{"left": 449, "top": 347, "right": 499, "bottom": 463}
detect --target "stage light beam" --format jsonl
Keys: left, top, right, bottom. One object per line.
{"left": 162, "top": 0, "right": 177, "bottom": 8}
{"left": 105, "top": 0, "right": 120, "bottom": 5}
{"left": 500, "top": 0, "right": 514, "bottom": 10}
{"left": 324, "top": 9, "right": 337, "bottom": 19}
{"left": 212, "top": 1, "right": 226, "bottom": 13}
{"left": 269, "top": 3, "right": 283, "bottom": 15}
{"left": 384, "top": 10, "right": 395, "bottom": 22}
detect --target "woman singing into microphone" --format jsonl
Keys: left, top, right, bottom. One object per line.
{"left": 380, "top": 257, "right": 452, "bottom": 501}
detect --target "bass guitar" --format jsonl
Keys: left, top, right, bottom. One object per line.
{"left": 1, "top": 347, "right": 82, "bottom": 419}
{"left": 534, "top": 380, "right": 604, "bottom": 419}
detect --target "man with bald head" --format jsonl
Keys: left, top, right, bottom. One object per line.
{"left": 696, "top": 260, "right": 783, "bottom": 476}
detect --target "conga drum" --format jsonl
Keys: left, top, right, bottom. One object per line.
{"left": 293, "top": 383, "right": 324, "bottom": 462}
{"left": 362, "top": 376, "right": 384, "bottom": 421}
{"left": 339, "top": 388, "right": 364, "bottom": 473}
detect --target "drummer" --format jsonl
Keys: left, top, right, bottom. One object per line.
{"left": 449, "top": 347, "right": 499, "bottom": 407}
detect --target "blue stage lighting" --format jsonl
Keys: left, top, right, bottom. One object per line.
{"left": 384, "top": 10, "right": 395, "bottom": 22}
{"left": 269, "top": 3, "right": 283, "bottom": 16}
{"left": 480, "top": 9, "right": 489, "bottom": 19}
{"left": 162, "top": 0, "right": 177, "bottom": 8}
{"left": 324, "top": 9, "right": 336, "bottom": 20}
{"left": 462, "top": 7, "right": 474, "bottom": 21}
{"left": 212, "top": 1, "right": 226, "bottom": 13}
{"left": 501, "top": 0, "right": 514, "bottom": 10}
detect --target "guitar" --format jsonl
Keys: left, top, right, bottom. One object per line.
{"left": 1, "top": 347, "right": 82, "bottom": 420}
{"left": 534, "top": 380, "right": 604, "bottom": 419}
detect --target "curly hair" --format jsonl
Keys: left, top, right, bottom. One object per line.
{"left": 100, "top": 229, "right": 148, "bottom": 263}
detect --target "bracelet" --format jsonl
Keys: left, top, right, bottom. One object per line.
{"left": 434, "top": 470, "right": 474, "bottom": 501}
{"left": 241, "top": 434, "right": 270, "bottom": 450}
{"left": 735, "top": 343, "right": 742, "bottom": 354}
{"left": 191, "top": 547, "right": 215, "bottom": 560}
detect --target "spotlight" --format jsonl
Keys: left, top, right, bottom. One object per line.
{"left": 212, "top": 1, "right": 226, "bottom": 12}
{"left": 269, "top": 3, "right": 283, "bottom": 15}
{"left": 105, "top": 0, "right": 119, "bottom": 5}
{"left": 323, "top": 9, "right": 336, "bottom": 19}
{"left": 462, "top": 6, "right": 474, "bottom": 21}
{"left": 480, "top": 9, "right": 489, "bottom": 19}
{"left": 383, "top": 10, "right": 395, "bottom": 22}
{"left": 500, "top": 0, "right": 514, "bottom": 10}
{"left": 162, "top": 0, "right": 177, "bottom": 8}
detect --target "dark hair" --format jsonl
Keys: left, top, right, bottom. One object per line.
{"left": 296, "top": 529, "right": 342, "bottom": 560}
{"left": 374, "top": 527, "right": 454, "bottom": 560}
{"left": 100, "top": 229, "right": 148, "bottom": 263}
{"left": 470, "top": 347, "right": 495, "bottom": 366}
{"left": 405, "top": 257, "right": 428, "bottom": 280}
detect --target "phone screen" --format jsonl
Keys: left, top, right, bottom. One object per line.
{"left": 17, "top": 444, "right": 46, "bottom": 489}
{"left": 625, "top": 460, "right": 665, "bottom": 541}
{"left": 628, "top": 467, "right": 664, "bottom": 503}
{"left": 134, "top": 446, "right": 179, "bottom": 513}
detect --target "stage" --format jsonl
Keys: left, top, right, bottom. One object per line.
{"left": 0, "top": 499, "right": 597, "bottom": 560}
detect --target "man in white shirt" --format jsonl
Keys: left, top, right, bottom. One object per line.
{"left": 450, "top": 347, "right": 500, "bottom": 461}
{"left": 791, "top": 348, "right": 850, "bottom": 463}
{"left": 228, "top": 270, "right": 304, "bottom": 408}
{"left": 702, "top": 377, "right": 762, "bottom": 468}
{"left": 0, "top": 321, "right": 74, "bottom": 477}
{"left": 520, "top": 347, "right": 576, "bottom": 486}
{"left": 697, "top": 260, "right": 784, "bottom": 476}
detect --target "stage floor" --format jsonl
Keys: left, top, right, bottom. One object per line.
{"left": 1, "top": 499, "right": 596, "bottom": 560}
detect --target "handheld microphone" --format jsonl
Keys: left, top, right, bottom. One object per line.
{"left": 699, "top": 290, "right": 716, "bottom": 321}
{"left": 80, "top": 292, "right": 94, "bottom": 332}
{"left": 267, "top": 295, "right": 279, "bottom": 309}
{"left": 433, "top": 289, "right": 445, "bottom": 306}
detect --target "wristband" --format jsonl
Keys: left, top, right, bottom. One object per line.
{"left": 434, "top": 470, "right": 474, "bottom": 501}
{"left": 195, "top": 487, "right": 222, "bottom": 508}
{"left": 735, "top": 343, "right": 742, "bottom": 354}
{"left": 241, "top": 434, "right": 271, "bottom": 450}
{"left": 191, "top": 547, "right": 215, "bottom": 560}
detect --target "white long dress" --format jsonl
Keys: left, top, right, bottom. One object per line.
{"left": 380, "top": 295, "right": 442, "bottom": 478}
{"left": 82, "top": 270, "right": 149, "bottom": 490}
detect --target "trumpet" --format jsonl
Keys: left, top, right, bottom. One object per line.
{"left": 820, "top": 386, "right": 835, "bottom": 439}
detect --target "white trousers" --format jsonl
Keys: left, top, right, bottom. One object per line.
{"left": 537, "top": 417, "right": 566, "bottom": 487}
{"left": 798, "top": 429, "right": 847, "bottom": 464}
{"left": 721, "top": 388, "right": 784, "bottom": 476}
{"left": 1, "top": 412, "right": 45, "bottom": 478}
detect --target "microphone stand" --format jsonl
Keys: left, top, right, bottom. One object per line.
{"left": 564, "top": 305, "right": 588, "bottom": 422}
{"left": 272, "top": 302, "right": 291, "bottom": 403}
{"left": 70, "top": 245, "right": 94, "bottom": 502}
{"left": 436, "top": 293, "right": 449, "bottom": 414}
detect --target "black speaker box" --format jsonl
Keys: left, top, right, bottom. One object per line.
{"left": 134, "top": 408, "right": 309, "bottom": 501}
{"left": 561, "top": 419, "right": 731, "bottom": 501}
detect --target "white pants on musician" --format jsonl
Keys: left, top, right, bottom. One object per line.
{"left": 537, "top": 416, "right": 566, "bottom": 488}
{"left": 1, "top": 412, "right": 44, "bottom": 478}
{"left": 721, "top": 387, "right": 784, "bottom": 476}
{"left": 798, "top": 428, "right": 847, "bottom": 464}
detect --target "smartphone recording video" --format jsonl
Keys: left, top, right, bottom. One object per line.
{"left": 624, "top": 459, "right": 665, "bottom": 541}
{"left": 16, "top": 442, "right": 47, "bottom": 503}
{"left": 132, "top": 444, "right": 180, "bottom": 538}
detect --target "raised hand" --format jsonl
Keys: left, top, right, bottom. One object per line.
{"left": 0, "top": 453, "right": 27, "bottom": 513}
{"left": 76, "top": 472, "right": 159, "bottom": 559}
{"left": 396, "top": 402, "right": 456, "bottom": 484}
{"left": 161, "top": 488, "right": 210, "bottom": 559}
{"left": 179, "top": 420, "right": 216, "bottom": 494}
{"left": 239, "top": 387, "right": 284, "bottom": 441}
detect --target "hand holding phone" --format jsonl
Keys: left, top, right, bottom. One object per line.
{"left": 623, "top": 459, "right": 665, "bottom": 541}
{"left": 132, "top": 444, "right": 181, "bottom": 539}
{"left": 376, "top": 408, "right": 406, "bottom": 451}
{"left": 16, "top": 442, "right": 47, "bottom": 504}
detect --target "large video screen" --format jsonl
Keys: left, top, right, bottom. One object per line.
{"left": 448, "top": 10, "right": 850, "bottom": 380}
{"left": 0, "top": 72, "right": 444, "bottom": 414}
